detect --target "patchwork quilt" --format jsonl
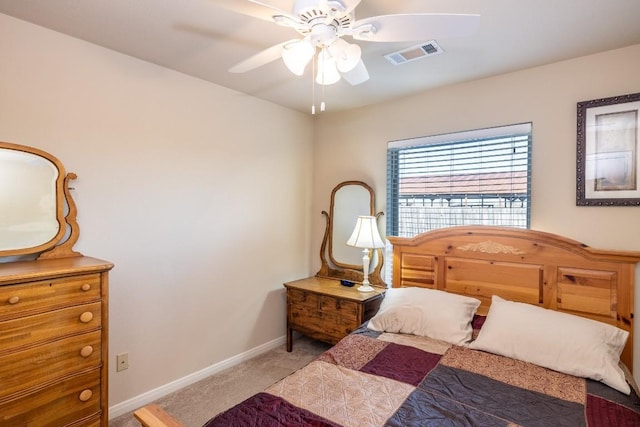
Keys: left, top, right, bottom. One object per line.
{"left": 205, "top": 328, "right": 640, "bottom": 427}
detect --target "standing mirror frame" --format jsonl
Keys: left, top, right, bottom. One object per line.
{"left": 316, "top": 180, "right": 385, "bottom": 288}
{"left": 0, "top": 141, "right": 81, "bottom": 259}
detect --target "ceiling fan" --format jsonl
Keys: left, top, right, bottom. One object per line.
{"left": 223, "top": 0, "right": 480, "bottom": 86}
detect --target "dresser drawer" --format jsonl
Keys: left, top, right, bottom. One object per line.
{"left": 0, "top": 330, "right": 102, "bottom": 399}
{"left": 80, "top": 416, "right": 103, "bottom": 427}
{"left": 0, "top": 273, "right": 101, "bottom": 320}
{"left": 0, "top": 302, "right": 101, "bottom": 353}
{"left": 0, "top": 369, "right": 101, "bottom": 427}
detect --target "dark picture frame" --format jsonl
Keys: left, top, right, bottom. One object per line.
{"left": 577, "top": 92, "right": 640, "bottom": 206}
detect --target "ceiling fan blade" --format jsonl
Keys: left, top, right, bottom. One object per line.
{"left": 351, "top": 13, "right": 480, "bottom": 42}
{"left": 247, "top": 0, "right": 286, "bottom": 10}
{"left": 341, "top": 0, "right": 362, "bottom": 15}
{"left": 229, "top": 39, "right": 298, "bottom": 73}
{"left": 340, "top": 59, "right": 369, "bottom": 85}
{"left": 214, "top": 0, "right": 294, "bottom": 23}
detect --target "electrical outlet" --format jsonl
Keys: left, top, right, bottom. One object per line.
{"left": 116, "top": 353, "right": 129, "bottom": 372}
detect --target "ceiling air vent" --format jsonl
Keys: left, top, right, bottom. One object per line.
{"left": 384, "top": 41, "right": 443, "bottom": 65}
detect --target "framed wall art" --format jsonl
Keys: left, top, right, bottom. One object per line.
{"left": 576, "top": 92, "right": 640, "bottom": 206}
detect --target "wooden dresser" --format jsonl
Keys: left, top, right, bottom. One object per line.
{"left": 0, "top": 256, "right": 113, "bottom": 427}
{"left": 284, "top": 277, "right": 384, "bottom": 351}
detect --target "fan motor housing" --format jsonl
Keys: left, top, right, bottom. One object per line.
{"left": 294, "top": 0, "right": 344, "bottom": 16}
{"left": 293, "top": 0, "right": 353, "bottom": 31}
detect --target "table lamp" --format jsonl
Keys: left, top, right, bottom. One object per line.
{"left": 346, "top": 216, "right": 385, "bottom": 292}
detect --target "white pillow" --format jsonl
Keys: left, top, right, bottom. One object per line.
{"left": 469, "top": 295, "right": 630, "bottom": 394}
{"left": 367, "top": 287, "right": 481, "bottom": 346}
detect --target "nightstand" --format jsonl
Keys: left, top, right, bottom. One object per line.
{"left": 284, "top": 276, "right": 385, "bottom": 351}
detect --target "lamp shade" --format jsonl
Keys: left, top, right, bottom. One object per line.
{"left": 346, "top": 216, "right": 385, "bottom": 249}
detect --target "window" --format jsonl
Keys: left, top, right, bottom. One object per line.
{"left": 387, "top": 123, "right": 532, "bottom": 238}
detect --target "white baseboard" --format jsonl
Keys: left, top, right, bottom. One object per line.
{"left": 108, "top": 335, "right": 286, "bottom": 420}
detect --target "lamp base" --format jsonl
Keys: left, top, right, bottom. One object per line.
{"left": 357, "top": 284, "right": 375, "bottom": 292}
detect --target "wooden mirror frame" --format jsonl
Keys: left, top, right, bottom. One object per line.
{"left": 0, "top": 141, "right": 81, "bottom": 259}
{"left": 316, "top": 180, "right": 385, "bottom": 287}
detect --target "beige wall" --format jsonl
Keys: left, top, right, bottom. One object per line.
{"left": 0, "top": 13, "right": 314, "bottom": 411}
{"left": 312, "top": 43, "right": 640, "bottom": 379}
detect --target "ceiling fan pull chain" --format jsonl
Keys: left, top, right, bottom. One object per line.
{"left": 321, "top": 79, "right": 326, "bottom": 112}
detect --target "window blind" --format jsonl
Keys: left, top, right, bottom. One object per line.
{"left": 387, "top": 123, "right": 532, "bottom": 238}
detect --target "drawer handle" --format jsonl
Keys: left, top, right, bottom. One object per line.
{"left": 81, "top": 283, "right": 91, "bottom": 291}
{"left": 80, "top": 312, "right": 94, "bottom": 323}
{"left": 80, "top": 345, "right": 94, "bottom": 357}
{"left": 8, "top": 296, "right": 20, "bottom": 305}
{"left": 79, "top": 389, "right": 93, "bottom": 402}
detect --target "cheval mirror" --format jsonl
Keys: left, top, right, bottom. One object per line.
{"left": 0, "top": 141, "right": 81, "bottom": 260}
{"left": 316, "top": 180, "right": 385, "bottom": 287}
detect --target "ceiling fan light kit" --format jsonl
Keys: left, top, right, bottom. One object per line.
{"left": 328, "top": 38, "right": 361, "bottom": 72}
{"left": 282, "top": 39, "right": 315, "bottom": 75}
{"left": 228, "top": 0, "right": 480, "bottom": 111}
{"left": 316, "top": 47, "right": 341, "bottom": 85}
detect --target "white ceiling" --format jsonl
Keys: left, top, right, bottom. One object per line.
{"left": 1, "top": 0, "right": 639, "bottom": 114}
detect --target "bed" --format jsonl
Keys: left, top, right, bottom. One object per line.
{"left": 134, "top": 226, "right": 640, "bottom": 426}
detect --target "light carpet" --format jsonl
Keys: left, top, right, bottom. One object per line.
{"left": 109, "top": 336, "right": 331, "bottom": 427}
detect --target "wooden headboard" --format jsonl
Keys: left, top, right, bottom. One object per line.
{"left": 387, "top": 226, "right": 640, "bottom": 370}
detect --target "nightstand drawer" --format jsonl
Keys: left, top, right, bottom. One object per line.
{"left": 0, "top": 330, "right": 102, "bottom": 399}
{"left": 289, "top": 309, "right": 357, "bottom": 339}
{"left": 0, "top": 273, "right": 101, "bottom": 320}
{"left": 288, "top": 289, "right": 319, "bottom": 309}
{"left": 288, "top": 289, "right": 359, "bottom": 321}
{"left": 0, "top": 369, "right": 101, "bottom": 427}
{"left": 319, "top": 295, "right": 358, "bottom": 320}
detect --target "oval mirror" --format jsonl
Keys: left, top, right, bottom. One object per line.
{"left": 317, "top": 180, "right": 385, "bottom": 287}
{"left": 330, "top": 182, "right": 374, "bottom": 268}
{"left": 0, "top": 142, "right": 68, "bottom": 257}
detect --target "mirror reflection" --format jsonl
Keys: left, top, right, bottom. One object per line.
{"left": 0, "top": 149, "right": 60, "bottom": 250}
{"left": 330, "top": 183, "right": 373, "bottom": 267}
{"left": 0, "top": 142, "right": 76, "bottom": 259}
